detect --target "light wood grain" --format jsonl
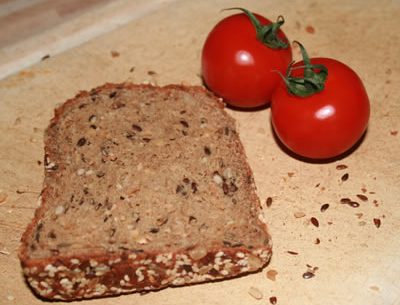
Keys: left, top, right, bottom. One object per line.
{"left": 0, "top": 0, "right": 112, "bottom": 47}
{"left": 0, "top": 0, "right": 174, "bottom": 79}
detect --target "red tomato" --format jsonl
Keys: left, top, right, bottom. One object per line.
{"left": 271, "top": 58, "right": 370, "bottom": 159}
{"left": 201, "top": 10, "right": 292, "bottom": 108}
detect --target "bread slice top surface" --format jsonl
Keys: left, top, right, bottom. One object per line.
{"left": 22, "top": 83, "right": 270, "bottom": 260}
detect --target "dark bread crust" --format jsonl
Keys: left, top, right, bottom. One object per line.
{"left": 19, "top": 83, "right": 272, "bottom": 300}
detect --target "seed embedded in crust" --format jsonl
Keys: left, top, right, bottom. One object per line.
{"left": 213, "top": 172, "right": 223, "bottom": 185}
{"left": 77, "top": 137, "right": 87, "bottom": 147}
{"left": 188, "top": 247, "right": 207, "bottom": 260}
{"left": 55, "top": 205, "right": 65, "bottom": 215}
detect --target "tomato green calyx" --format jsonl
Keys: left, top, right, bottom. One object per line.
{"left": 223, "top": 7, "right": 289, "bottom": 49}
{"left": 280, "top": 41, "right": 328, "bottom": 97}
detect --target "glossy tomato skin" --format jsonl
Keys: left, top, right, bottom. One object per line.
{"left": 271, "top": 58, "right": 370, "bottom": 159}
{"left": 201, "top": 13, "right": 292, "bottom": 108}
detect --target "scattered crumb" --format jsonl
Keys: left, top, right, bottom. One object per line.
{"left": 358, "top": 221, "right": 367, "bottom": 226}
{"left": 305, "top": 25, "right": 315, "bottom": 34}
{"left": 302, "top": 271, "right": 315, "bottom": 279}
{"left": 390, "top": 130, "right": 398, "bottom": 136}
{"left": 373, "top": 218, "right": 381, "bottom": 228}
{"left": 336, "top": 164, "right": 348, "bottom": 170}
{"left": 41, "top": 54, "right": 50, "bottom": 61}
{"left": 355, "top": 213, "right": 363, "bottom": 219}
{"left": 269, "top": 296, "right": 277, "bottom": 304}
{"left": 370, "top": 285, "right": 380, "bottom": 292}
{"left": 16, "top": 188, "right": 37, "bottom": 194}
{"left": 266, "top": 269, "right": 278, "bottom": 281}
{"left": 341, "top": 173, "right": 349, "bottom": 181}
{"left": 320, "top": 203, "right": 329, "bottom": 212}
{"left": 287, "top": 172, "right": 295, "bottom": 177}
{"left": 129, "top": 67, "right": 135, "bottom": 73}
{"left": 310, "top": 217, "right": 319, "bottom": 227}
{"left": 287, "top": 250, "right": 298, "bottom": 255}
{"left": 356, "top": 194, "right": 368, "bottom": 201}
{"left": 14, "top": 117, "right": 22, "bottom": 125}
{"left": 0, "top": 250, "right": 10, "bottom": 255}
{"left": 111, "top": 50, "right": 120, "bottom": 58}
{"left": 294, "top": 211, "right": 306, "bottom": 218}
{"left": 303, "top": 265, "right": 318, "bottom": 279}
{"left": 0, "top": 192, "right": 8, "bottom": 203}
{"left": 248, "top": 286, "right": 263, "bottom": 300}
{"left": 147, "top": 70, "right": 157, "bottom": 76}
{"left": 340, "top": 198, "right": 360, "bottom": 208}
{"left": 314, "top": 238, "right": 321, "bottom": 244}
{"left": 266, "top": 197, "right": 273, "bottom": 208}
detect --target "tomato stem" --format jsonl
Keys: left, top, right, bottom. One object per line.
{"left": 223, "top": 7, "right": 289, "bottom": 49}
{"left": 282, "top": 41, "right": 328, "bottom": 97}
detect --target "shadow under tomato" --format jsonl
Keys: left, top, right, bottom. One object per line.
{"left": 269, "top": 119, "right": 369, "bottom": 164}
{"left": 201, "top": 76, "right": 270, "bottom": 112}
{"left": 226, "top": 102, "right": 270, "bottom": 112}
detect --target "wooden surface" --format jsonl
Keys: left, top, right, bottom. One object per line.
{"left": 0, "top": 0, "right": 400, "bottom": 304}
{"left": 0, "top": 0, "right": 113, "bottom": 48}
{"left": 0, "top": 0, "right": 176, "bottom": 79}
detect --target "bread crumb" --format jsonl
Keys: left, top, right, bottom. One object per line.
{"left": 269, "top": 296, "right": 277, "bottom": 304}
{"left": 248, "top": 286, "right": 263, "bottom": 300}
{"left": 266, "top": 269, "right": 278, "bottom": 281}
{"left": 0, "top": 191, "right": 8, "bottom": 203}
{"left": 294, "top": 211, "right": 306, "bottom": 218}
{"left": 305, "top": 25, "right": 315, "bottom": 33}
{"left": 111, "top": 50, "right": 120, "bottom": 58}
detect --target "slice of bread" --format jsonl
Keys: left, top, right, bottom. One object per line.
{"left": 19, "top": 83, "right": 272, "bottom": 300}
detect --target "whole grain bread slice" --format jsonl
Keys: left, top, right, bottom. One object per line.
{"left": 19, "top": 83, "right": 272, "bottom": 300}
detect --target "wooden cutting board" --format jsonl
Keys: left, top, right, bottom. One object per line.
{"left": 1, "top": 0, "right": 399, "bottom": 304}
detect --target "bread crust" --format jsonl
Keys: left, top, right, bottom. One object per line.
{"left": 19, "top": 83, "right": 272, "bottom": 300}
